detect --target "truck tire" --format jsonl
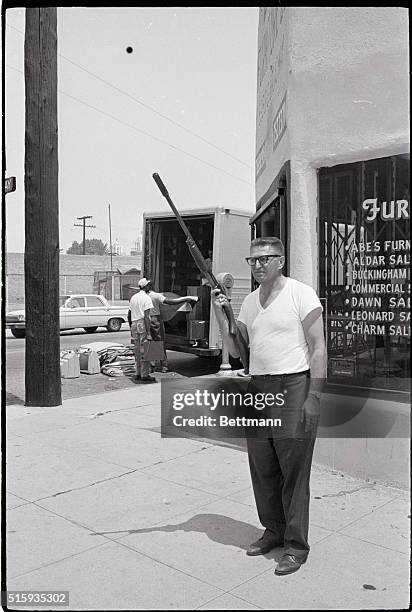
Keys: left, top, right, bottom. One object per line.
{"left": 84, "top": 327, "right": 98, "bottom": 333}
{"left": 106, "top": 318, "right": 122, "bottom": 332}
{"left": 11, "top": 329, "right": 26, "bottom": 339}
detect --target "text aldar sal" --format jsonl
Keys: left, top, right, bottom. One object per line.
{"left": 352, "top": 254, "right": 410, "bottom": 265}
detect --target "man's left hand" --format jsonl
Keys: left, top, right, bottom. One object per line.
{"left": 300, "top": 393, "right": 320, "bottom": 432}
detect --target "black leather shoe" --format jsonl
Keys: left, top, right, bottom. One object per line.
{"left": 274, "top": 554, "right": 307, "bottom": 575}
{"left": 246, "top": 535, "right": 282, "bottom": 556}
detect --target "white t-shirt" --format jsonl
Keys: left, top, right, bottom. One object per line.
{"left": 129, "top": 291, "right": 153, "bottom": 322}
{"left": 237, "top": 277, "right": 323, "bottom": 375}
{"left": 148, "top": 290, "right": 166, "bottom": 316}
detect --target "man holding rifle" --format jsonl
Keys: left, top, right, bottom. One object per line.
{"left": 151, "top": 174, "right": 325, "bottom": 574}
{"left": 212, "top": 236, "right": 326, "bottom": 576}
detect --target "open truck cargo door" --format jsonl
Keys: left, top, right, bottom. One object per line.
{"left": 142, "top": 207, "right": 252, "bottom": 357}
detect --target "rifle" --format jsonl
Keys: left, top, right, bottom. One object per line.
{"left": 152, "top": 173, "right": 249, "bottom": 371}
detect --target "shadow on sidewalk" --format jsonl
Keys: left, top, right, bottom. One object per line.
{"left": 92, "top": 513, "right": 283, "bottom": 559}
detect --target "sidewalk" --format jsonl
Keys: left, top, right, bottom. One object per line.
{"left": 5, "top": 382, "right": 410, "bottom": 610}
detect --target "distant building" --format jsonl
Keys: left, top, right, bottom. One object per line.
{"left": 5, "top": 252, "right": 141, "bottom": 307}
{"left": 113, "top": 238, "right": 123, "bottom": 256}
{"left": 130, "top": 234, "right": 143, "bottom": 256}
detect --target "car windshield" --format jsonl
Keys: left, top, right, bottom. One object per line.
{"left": 59, "top": 296, "right": 69, "bottom": 306}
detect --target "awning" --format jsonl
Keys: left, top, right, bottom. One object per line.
{"left": 249, "top": 192, "right": 281, "bottom": 225}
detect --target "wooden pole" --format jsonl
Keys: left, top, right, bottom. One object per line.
{"left": 24, "top": 7, "right": 61, "bottom": 407}
{"left": 109, "top": 204, "right": 114, "bottom": 299}
{"left": 74, "top": 215, "right": 95, "bottom": 254}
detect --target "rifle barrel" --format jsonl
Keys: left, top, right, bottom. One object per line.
{"left": 152, "top": 173, "right": 191, "bottom": 240}
{"left": 152, "top": 172, "right": 238, "bottom": 338}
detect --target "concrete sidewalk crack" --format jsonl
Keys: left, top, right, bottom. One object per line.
{"left": 7, "top": 540, "right": 111, "bottom": 581}
{"left": 321, "top": 484, "right": 375, "bottom": 498}
{"left": 139, "top": 444, "right": 211, "bottom": 468}
{"left": 335, "top": 496, "right": 400, "bottom": 533}
{"left": 194, "top": 592, "right": 266, "bottom": 610}
{"left": 112, "top": 536, "right": 227, "bottom": 595}
{"left": 84, "top": 403, "right": 157, "bottom": 418}
{"left": 34, "top": 469, "right": 141, "bottom": 501}
{"left": 338, "top": 531, "right": 410, "bottom": 555}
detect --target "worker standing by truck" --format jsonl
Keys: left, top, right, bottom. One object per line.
{"left": 137, "top": 277, "right": 198, "bottom": 372}
{"left": 129, "top": 286, "right": 157, "bottom": 383}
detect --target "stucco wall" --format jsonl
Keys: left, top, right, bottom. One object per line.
{"left": 287, "top": 7, "right": 409, "bottom": 168}
{"left": 255, "top": 7, "right": 291, "bottom": 203}
{"left": 315, "top": 438, "right": 409, "bottom": 490}
{"left": 255, "top": 8, "right": 409, "bottom": 287}
{"left": 286, "top": 7, "right": 409, "bottom": 287}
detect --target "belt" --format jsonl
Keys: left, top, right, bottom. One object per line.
{"left": 251, "top": 370, "right": 309, "bottom": 380}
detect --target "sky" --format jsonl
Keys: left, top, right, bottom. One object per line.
{"left": 4, "top": 7, "right": 258, "bottom": 254}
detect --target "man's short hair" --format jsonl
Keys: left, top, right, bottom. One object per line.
{"left": 250, "top": 236, "right": 285, "bottom": 255}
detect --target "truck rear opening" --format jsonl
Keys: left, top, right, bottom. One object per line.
{"left": 144, "top": 213, "right": 216, "bottom": 354}
{"left": 143, "top": 207, "right": 252, "bottom": 357}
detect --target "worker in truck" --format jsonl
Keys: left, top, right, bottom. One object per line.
{"left": 212, "top": 236, "right": 326, "bottom": 576}
{"left": 137, "top": 277, "right": 198, "bottom": 372}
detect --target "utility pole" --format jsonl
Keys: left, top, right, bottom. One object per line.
{"left": 24, "top": 8, "right": 61, "bottom": 407}
{"left": 74, "top": 215, "right": 96, "bottom": 254}
{"left": 108, "top": 204, "right": 115, "bottom": 300}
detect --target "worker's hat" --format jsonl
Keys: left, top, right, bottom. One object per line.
{"left": 138, "top": 277, "right": 152, "bottom": 289}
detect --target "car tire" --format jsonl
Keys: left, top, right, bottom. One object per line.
{"left": 106, "top": 318, "right": 122, "bottom": 332}
{"left": 11, "top": 329, "right": 26, "bottom": 339}
{"left": 84, "top": 327, "right": 98, "bottom": 333}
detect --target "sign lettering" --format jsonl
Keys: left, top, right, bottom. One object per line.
{"left": 362, "top": 198, "right": 409, "bottom": 222}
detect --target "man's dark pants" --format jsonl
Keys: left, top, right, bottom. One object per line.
{"left": 245, "top": 371, "right": 317, "bottom": 561}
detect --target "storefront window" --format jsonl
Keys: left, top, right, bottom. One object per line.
{"left": 319, "top": 155, "right": 410, "bottom": 393}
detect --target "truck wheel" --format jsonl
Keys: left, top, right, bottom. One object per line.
{"left": 106, "top": 318, "right": 122, "bottom": 332}
{"left": 84, "top": 327, "right": 98, "bottom": 333}
{"left": 11, "top": 329, "right": 26, "bottom": 338}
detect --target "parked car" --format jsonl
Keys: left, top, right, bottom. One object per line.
{"left": 5, "top": 294, "right": 130, "bottom": 338}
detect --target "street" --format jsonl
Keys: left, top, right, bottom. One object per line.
{"left": 5, "top": 325, "right": 221, "bottom": 405}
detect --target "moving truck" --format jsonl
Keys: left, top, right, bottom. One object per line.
{"left": 142, "top": 207, "right": 252, "bottom": 357}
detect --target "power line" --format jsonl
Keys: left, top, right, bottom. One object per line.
{"left": 61, "top": 89, "right": 253, "bottom": 185}
{"left": 6, "top": 63, "right": 253, "bottom": 186}
{"left": 6, "top": 22, "right": 253, "bottom": 170}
